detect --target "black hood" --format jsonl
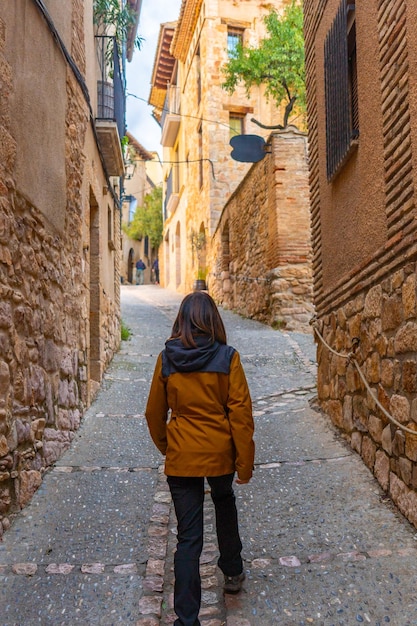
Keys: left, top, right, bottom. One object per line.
{"left": 164, "top": 336, "right": 221, "bottom": 372}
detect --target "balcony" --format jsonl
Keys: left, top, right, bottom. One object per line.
{"left": 161, "top": 85, "right": 181, "bottom": 147}
{"left": 95, "top": 36, "right": 125, "bottom": 177}
{"left": 164, "top": 165, "right": 180, "bottom": 219}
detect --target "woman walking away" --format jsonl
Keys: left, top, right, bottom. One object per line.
{"left": 145, "top": 291, "right": 255, "bottom": 626}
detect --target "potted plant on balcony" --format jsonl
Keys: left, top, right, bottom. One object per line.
{"left": 190, "top": 229, "right": 208, "bottom": 291}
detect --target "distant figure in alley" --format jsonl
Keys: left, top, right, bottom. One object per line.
{"left": 145, "top": 291, "right": 255, "bottom": 626}
{"left": 135, "top": 259, "right": 146, "bottom": 285}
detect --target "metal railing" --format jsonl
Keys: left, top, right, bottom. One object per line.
{"left": 160, "top": 85, "right": 180, "bottom": 129}
{"left": 95, "top": 35, "right": 126, "bottom": 140}
{"left": 164, "top": 164, "right": 179, "bottom": 219}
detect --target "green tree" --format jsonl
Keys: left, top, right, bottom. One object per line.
{"left": 93, "top": 0, "right": 143, "bottom": 57}
{"left": 124, "top": 186, "right": 163, "bottom": 249}
{"left": 222, "top": 0, "right": 305, "bottom": 127}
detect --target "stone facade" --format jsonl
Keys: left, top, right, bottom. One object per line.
{"left": 149, "top": 0, "right": 298, "bottom": 294}
{"left": 304, "top": 0, "right": 417, "bottom": 527}
{"left": 210, "top": 128, "right": 314, "bottom": 332}
{"left": 0, "top": 1, "right": 130, "bottom": 532}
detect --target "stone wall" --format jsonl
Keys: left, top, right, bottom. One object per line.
{"left": 209, "top": 127, "right": 314, "bottom": 332}
{"left": 316, "top": 265, "right": 417, "bottom": 526}
{"left": 0, "top": 4, "right": 121, "bottom": 534}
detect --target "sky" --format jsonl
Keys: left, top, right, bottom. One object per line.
{"left": 125, "top": 0, "right": 182, "bottom": 154}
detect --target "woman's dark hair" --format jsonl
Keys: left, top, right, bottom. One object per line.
{"left": 170, "top": 291, "right": 227, "bottom": 347}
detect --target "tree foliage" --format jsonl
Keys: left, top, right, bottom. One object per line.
{"left": 93, "top": 0, "right": 143, "bottom": 55}
{"left": 124, "top": 186, "right": 163, "bottom": 250}
{"left": 221, "top": 1, "right": 305, "bottom": 125}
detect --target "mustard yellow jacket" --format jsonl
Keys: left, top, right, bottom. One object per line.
{"left": 145, "top": 340, "right": 254, "bottom": 481}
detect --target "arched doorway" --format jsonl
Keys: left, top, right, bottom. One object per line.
{"left": 127, "top": 248, "right": 134, "bottom": 284}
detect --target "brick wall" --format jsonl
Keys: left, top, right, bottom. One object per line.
{"left": 209, "top": 127, "right": 314, "bottom": 332}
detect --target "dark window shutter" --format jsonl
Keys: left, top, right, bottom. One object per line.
{"left": 324, "top": 1, "right": 355, "bottom": 180}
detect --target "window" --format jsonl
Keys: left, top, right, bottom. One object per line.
{"left": 227, "top": 26, "right": 243, "bottom": 57}
{"left": 128, "top": 197, "right": 137, "bottom": 223}
{"left": 324, "top": 0, "right": 358, "bottom": 180}
{"left": 108, "top": 206, "right": 112, "bottom": 241}
{"left": 196, "top": 45, "right": 201, "bottom": 104}
{"left": 107, "top": 206, "right": 116, "bottom": 251}
{"left": 229, "top": 113, "right": 244, "bottom": 140}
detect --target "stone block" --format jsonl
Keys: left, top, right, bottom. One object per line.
{"left": 326, "top": 399, "right": 343, "bottom": 428}
{"left": 389, "top": 394, "right": 410, "bottom": 424}
{"left": 392, "top": 429, "right": 405, "bottom": 457}
{"left": 43, "top": 339, "right": 59, "bottom": 372}
{"left": 351, "top": 431, "right": 362, "bottom": 454}
{"left": 391, "top": 269, "right": 404, "bottom": 290}
{"left": 403, "top": 360, "right": 417, "bottom": 393}
{"left": 17, "top": 470, "right": 42, "bottom": 508}
{"left": 374, "top": 450, "right": 390, "bottom": 490}
{"left": 362, "top": 436, "right": 376, "bottom": 470}
{"left": 30, "top": 418, "right": 46, "bottom": 441}
{"left": 389, "top": 472, "right": 417, "bottom": 527}
{"left": 346, "top": 365, "right": 360, "bottom": 393}
{"left": 366, "top": 352, "right": 380, "bottom": 384}
{"left": 394, "top": 322, "right": 417, "bottom": 353}
{"left": 381, "top": 295, "right": 403, "bottom": 331}
{"left": 399, "top": 457, "right": 412, "bottom": 486}
{"left": 58, "top": 379, "right": 69, "bottom": 407}
{"left": 363, "top": 285, "right": 382, "bottom": 319}
{"left": 60, "top": 347, "right": 74, "bottom": 376}
{"left": 0, "top": 486, "right": 11, "bottom": 514}
{"left": 16, "top": 419, "right": 31, "bottom": 445}
{"left": 29, "top": 365, "right": 46, "bottom": 403}
{"left": 368, "top": 415, "right": 383, "bottom": 443}
{"left": 375, "top": 334, "right": 388, "bottom": 357}
{"left": 412, "top": 398, "right": 417, "bottom": 422}
{"left": 0, "top": 360, "right": 10, "bottom": 399}
{"left": 382, "top": 424, "right": 393, "bottom": 455}
{"left": 380, "top": 359, "right": 394, "bottom": 388}
{"left": 342, "top": 395, "right": 354, "bottom": 431}
{"left": 138, "top": 595, "right": 162, "bottom": 616}
{"left": 402, "top": 274, "right": 416, "bottom": 319}
{"left": 0, "top": 434, "right": 8, "bottom": 456}
{"left": 405, "top": 426, "right": 417, "bottom": 462}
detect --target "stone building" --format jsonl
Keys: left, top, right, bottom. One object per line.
{"left": 149, "top": 0, "right": 294, "bottom": 293}
{"left": 210, "top": 127, "right": 314, "bottom": 332}
{"left": 121, "top": 133, "right": 162, "bottom": 284}
{"left": 304, "top": 0, "right": 417, "bottom": 527}
{"left": 0, "top": 1, "right": 138, "bottom": 531}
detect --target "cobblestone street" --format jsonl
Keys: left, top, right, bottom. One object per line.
{"left": 1, "top": 285, "right": 417, "bottom": 625}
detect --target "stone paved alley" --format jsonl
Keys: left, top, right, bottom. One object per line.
{"left": 1, "top": 285, "right": 417, "bottom": 625}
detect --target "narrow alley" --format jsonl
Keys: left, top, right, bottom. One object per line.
{"left": 0, "top": 286, "right": 416, "bottom": 626}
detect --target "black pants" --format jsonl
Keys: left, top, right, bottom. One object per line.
{"left": 167, "top": 473, "right": 243, "bottom": 626}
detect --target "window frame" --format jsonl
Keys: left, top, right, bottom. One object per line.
{"left": 324, "top": 0, "right": 358, "bottom": 181}
{"left": 227, "top": 26, "right": 244, "bottom": 58}
{"left": 229, "top": 113, "right": 245, "bottom": 141}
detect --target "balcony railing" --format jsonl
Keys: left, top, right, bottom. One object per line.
{"left": 95, "top": 35, "right": 125, "bottom": 176}
{"left": 164, "top": 164, "right": 180, "bottom": 219}
{"left": 161, "top": 85, "right": 181, "bottom": 148}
